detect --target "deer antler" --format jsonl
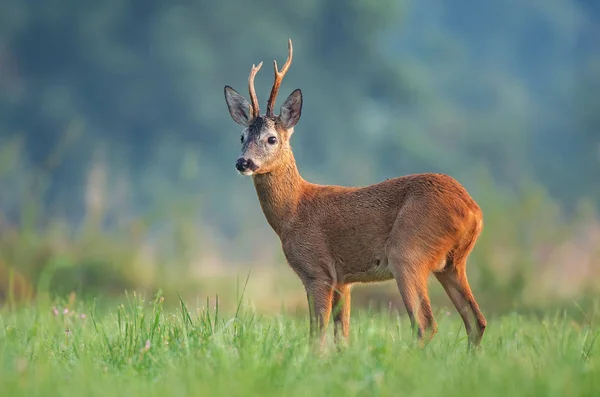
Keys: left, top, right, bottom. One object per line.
{"left": 266, "top": 39, "right": 293, "bottom": 117}
{"left": 248, "top": 61, "right": 263, "bottom": 119}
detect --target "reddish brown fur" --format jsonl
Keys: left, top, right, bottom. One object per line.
{"left": 224, "top": 40, "right": 487, "bottom": 349}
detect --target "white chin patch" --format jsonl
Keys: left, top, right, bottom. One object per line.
{"left": 239, "top": 170, "right": 254, "bottom": 176}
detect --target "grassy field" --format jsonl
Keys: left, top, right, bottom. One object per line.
{"left": 1, "top": 291, "right": 599, "bottom": 397}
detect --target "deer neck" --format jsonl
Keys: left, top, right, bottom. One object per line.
{"left": 252, "top": 153, "right": 304, "bottom": 235}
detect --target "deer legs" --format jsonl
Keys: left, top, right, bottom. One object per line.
{"left": 435, "top": 264, "right": 486, "bottom": 348}
{"left": 332, "top": 284, "right": 351, "bottom": 345}
{"left": 305, "top": 281, "right": 334, "bottom": 350}
{"left": 305, "top": 281, "right": 352, "bottom": 350}
{"left": 394, "top": 267, "right": 438, "bottom": 345}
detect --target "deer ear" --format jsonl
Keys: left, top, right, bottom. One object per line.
{"left": 279, "top": 89, "right": 302, "bottom": 129}
{"left": 224, "top": 86, "right": 253, "bottom": 126}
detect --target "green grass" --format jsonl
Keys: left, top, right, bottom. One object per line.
{"left": 1, "top": 292, "right": 599, "bottom": 397}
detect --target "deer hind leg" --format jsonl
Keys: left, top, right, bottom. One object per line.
{"left": 388, "top": 254, "right": 437, "bottom": 345}
{"left": 435, "top": 263, "right": 486, "bottom": 348}
{"left": 436, "top": 219, "right": 486, "bottom": 348}
{"left": 332, "top": 284, "right": 351, "bottom": 346}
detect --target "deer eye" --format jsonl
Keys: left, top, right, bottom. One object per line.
{"left": 267, "top": 136, "right": 277, "bottom": 145}
{"left": 240, "top": 135, "right": 244, "bottom": 144}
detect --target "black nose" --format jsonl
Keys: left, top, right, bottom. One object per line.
{"left": 236, "top": 158, "right": 255, "bottom": 172}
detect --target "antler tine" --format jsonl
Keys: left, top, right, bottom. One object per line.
{"left": 248, "top": 61, "right": 263, "bottom": 119}
{"left": 266, "top": 39, "right": 293, "bottom": 117}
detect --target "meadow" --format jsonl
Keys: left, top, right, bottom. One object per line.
{"left": 1, "top": 139, "right": 599, "bottom": 396}
{"left": 1, "top": 289, "right": 599, "bottom": 397}
{"left": 2, "top": 2, "right": 600, "bottom": 396}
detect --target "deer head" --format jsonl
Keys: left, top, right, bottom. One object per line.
{"left": 224, "top": 39, "right": 302, "bottom": 175}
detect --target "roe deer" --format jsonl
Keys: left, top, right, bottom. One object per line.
{"left": 223, "top": 39, "right": 487, "bottom": 349}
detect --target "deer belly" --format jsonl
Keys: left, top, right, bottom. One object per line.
{"left": 342, "top": 258, "right": 394, "bottom": 283}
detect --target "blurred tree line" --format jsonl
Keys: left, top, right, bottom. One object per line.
{"left": 0, "top": 0, "right": 599, "bottom": 313}
{"left": 0, "top": 0, "right": 599, "bottom": 271}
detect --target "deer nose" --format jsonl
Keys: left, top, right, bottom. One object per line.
{"left": 235, "top": 158, "right": 256, "bottom": 172}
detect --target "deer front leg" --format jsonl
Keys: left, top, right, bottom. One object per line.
{"left": 305, "top": 280, "right": 334, "bottom": 350}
